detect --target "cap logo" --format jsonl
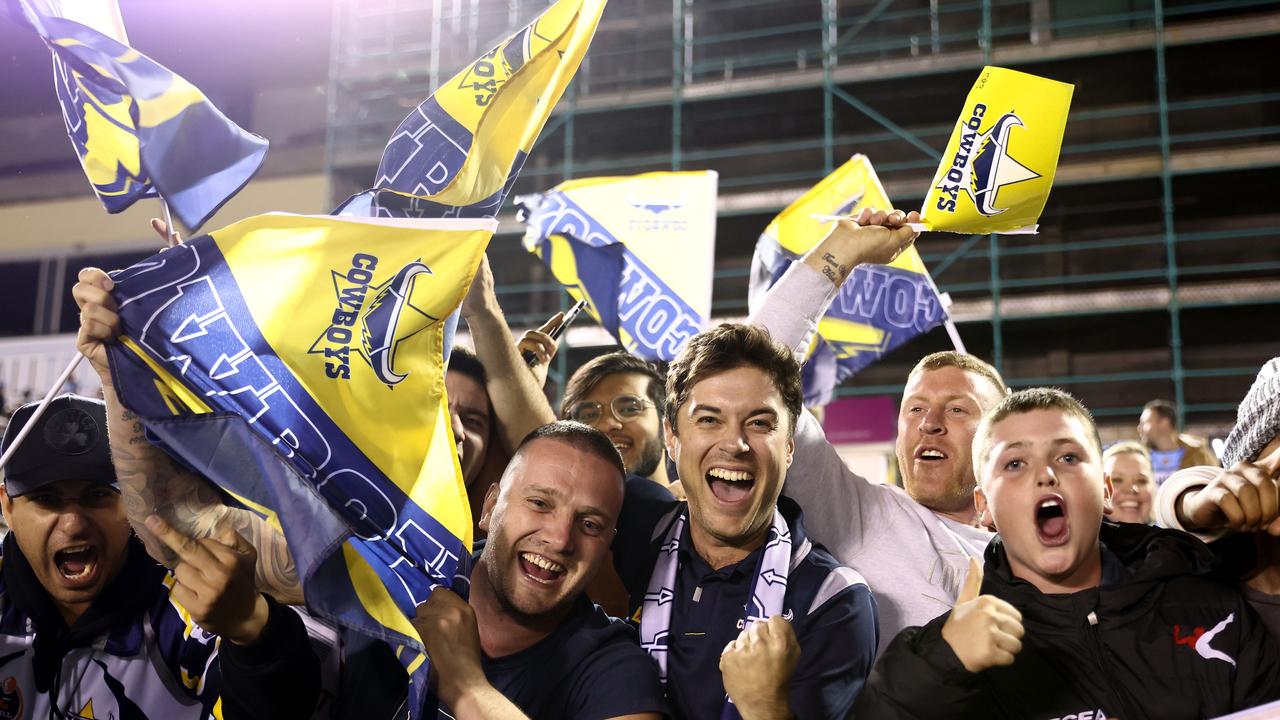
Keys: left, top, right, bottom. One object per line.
{"left": 41, "top": 408, "right": 99, "bottom": 456}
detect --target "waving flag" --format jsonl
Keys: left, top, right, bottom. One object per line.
{"left": 104, "top": 213, "right": 493, "bottom": 717}
{"left": 335, "top": 0, "right": 607, "bottom": 219}
{"left": 920, "top": 66, "right": 1074, "bottom": 235}
{"left": 750, "top": 156, "right": 948, "bottom": 406}
{"left": 519, "top": 171, "right": 718, "bottom": 361}
{"left": 17, "top": 0, "right": 268, "bottom": 231}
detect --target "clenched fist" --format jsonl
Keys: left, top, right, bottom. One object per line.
{"left": 720, "top": 615, "right": 799, "bottom": 720}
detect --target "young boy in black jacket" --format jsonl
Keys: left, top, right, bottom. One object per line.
{"left": 855, "top": 388, "right": 1280, "bottom": 720}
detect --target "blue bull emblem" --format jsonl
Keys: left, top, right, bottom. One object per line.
{"left": 969, "top": 112, "right": 1040, "bottom": 216}
{"left": 359, "top": 261, "right": 438, "bottom": 387}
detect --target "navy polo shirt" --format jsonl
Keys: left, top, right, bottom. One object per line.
{"left": 437, "top": 595, "right": 669, "bottom": 719}
{"left": 614, "top": 481, "right": 879, "bottom": 720}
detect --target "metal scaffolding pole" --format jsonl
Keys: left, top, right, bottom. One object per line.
{"left": 980, "top": 0, "right": 1004, "bottom": 372}
{"left": 672, "top": 0, "right": 686, "bottom": 170}
{"left": 822, "top": 0, "right": 837, "bottom": 174}
{"left": 1153, "top": 0, "right": 1187, "bottom": 425}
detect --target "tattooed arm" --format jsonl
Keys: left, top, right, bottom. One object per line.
{"left": 74, "top": 267, "right": 304, "bottom": 605}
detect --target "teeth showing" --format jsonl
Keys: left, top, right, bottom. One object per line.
{"left": 708, "top": 468, "right": 754, "bottom": 482}
{"left": 919, "top": 449, "right": 945, "bottom": 459}
{"left": 1118, "top": 501, "right": 1140, "bottom": 510}
{"left": 1039, "top": 499, "right": 1061, "bottom": 510}
{"left": 520, "top": 552, "right": 565, "bottom": 574}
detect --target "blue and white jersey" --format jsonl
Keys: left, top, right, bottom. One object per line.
{"left": 0, "top": 537, "right": 224, "bottom": 720}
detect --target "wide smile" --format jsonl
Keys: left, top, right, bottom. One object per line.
{"left": 518, "top": 551, "right": 567, "bottom": 587}
{"left": 1034, "top": 494, "right": 1070, "bottom": 547}
{"left": 706, "top": 467, "right": 755, "bottom": 505}
{"left": 607, "top": 433, "right": 634, "bottom": 454}
{"left": 52, "top": 544, "right": 100, "bottom": 589}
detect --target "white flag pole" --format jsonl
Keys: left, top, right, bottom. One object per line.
{"left": 0, "top": 353, "right": 85, "bottom": 472}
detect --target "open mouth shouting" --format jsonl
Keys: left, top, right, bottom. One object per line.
{"left": 707, "top": 467, "right": 755, "bottom": 504}
{"left": 519, "top": 551, "right": 567, "bottom": 586}
{"left": 916, "top": 446, "right": 948, "bottom": 462}
{"left": 53, "top": 544, "right": 100, "bottom": 588}
{"left": 1034, "top": 495, "right": 1070, "bottom": 546}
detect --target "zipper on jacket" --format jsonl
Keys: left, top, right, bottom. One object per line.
{"left": 1085, "top": 610, "right": 1141, "bottom": 720}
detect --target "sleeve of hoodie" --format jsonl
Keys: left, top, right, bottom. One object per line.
{"left": 749, "top": 261, "right": 893, "bottom": 566}
{"left": 851, "top": 614, "right": 989, "bottom": 720}
{"left": 218, "top": 594, "right": 322, "bottom": 720}
{"left": 1230, "top": 597, "right": 1280, "bottom": 711}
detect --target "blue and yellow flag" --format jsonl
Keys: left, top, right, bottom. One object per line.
{"left": 750, "top": 156, "right": 948, "bottom": 406}
{"left": 17, "top": 0, "right": 268, "bottom": 231}
{"left": 104, "top": 213, "right": 493, "bottom": 716}
{"left": 335, "top": 0, "right": 607, "bottom": 219}
{"left": 519, "top": 171, "right": 719, "bottom": 361}
{"left": 920, "top": 66, "right": 1074, "bottom": 235}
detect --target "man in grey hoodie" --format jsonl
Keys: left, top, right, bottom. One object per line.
{"left": 749, "top": 207, "right": 1006, "bottom": 653}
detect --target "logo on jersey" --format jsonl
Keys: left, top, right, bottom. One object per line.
{"left": 1173, "top": 612, "right": 1237, "bottom": 666}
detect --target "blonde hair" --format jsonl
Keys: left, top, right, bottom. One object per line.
{"left": 1103, "top": 440, "right": 1151, "bottom": 466}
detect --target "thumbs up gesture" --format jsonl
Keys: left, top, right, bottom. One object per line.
{"left": 940, "top": 557, "right": 1025, "bottom": 673}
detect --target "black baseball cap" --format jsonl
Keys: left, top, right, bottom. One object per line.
{"left": 1, "top": 394, "right": 116, "bottom": 497}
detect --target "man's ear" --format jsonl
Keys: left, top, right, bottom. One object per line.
{"left": 663, "top": 418, "right": 678, "bottom": 462}
{"left": 478, "top": 482, "right": 501, "bottom": 534}
{"left": 975, "top": 486, "right": 995, "bottom": 530}
{"left": 0, "top": 485, "right": 12, "bottom": 527}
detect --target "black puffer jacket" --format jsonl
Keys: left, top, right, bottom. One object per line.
{"left": 854, "top": 522, "right": 1280, "bottom": 720}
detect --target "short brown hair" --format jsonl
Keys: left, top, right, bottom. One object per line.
{"left": 973, "top": 387, "right": 1101, "bottom": 482}
{"left": 514, "top": 421, "right": 626, "bottom": 487}
{"left": 561, "top": 351, "right": 665, "bottom": 420}
{"left": 664, "top": 323, "right": 803, "bottom": 436}
{"left": 907, "top": 351, "right": 1009, "bottom": 404}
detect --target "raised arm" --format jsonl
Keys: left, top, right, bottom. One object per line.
{"left": 74, "top": 267, "right": 304, "bottom": 605}
{"left": 460, "top": 254, "right": 557, "bottom": 450}
{"left": 747, "top": 209, "right": 920, "bottom": 563}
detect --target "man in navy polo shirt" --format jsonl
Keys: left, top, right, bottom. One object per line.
{"left": 413, "top": 422, "right": 669, "bottom": 720}
{"left": 612, "top": 323, "right": 879, "bottom": 720}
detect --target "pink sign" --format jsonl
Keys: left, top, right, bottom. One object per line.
{"left": 822, "top": 395, "right": 897, "bottom": 444}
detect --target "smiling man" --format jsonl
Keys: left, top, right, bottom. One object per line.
{"left": 854, "top": 388, "right": 1280, "bottom": 720}
{"left": 0, "top": 395, "right": 320, "bottom": 719}
{"left": 562, "top": 352, "right": 670, "bottom": 487}
{"left": 611, "top": 323, "right": 878, "bottom": 720}
{"left": 411, "top": 421, "right": 668, "bottom": 720}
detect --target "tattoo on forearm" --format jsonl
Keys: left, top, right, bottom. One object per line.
{"left": 820, "top": 252, "right": 852, "bottom": 286}
{"left": 105, "top": 399, "right": 304, "bottom": 604}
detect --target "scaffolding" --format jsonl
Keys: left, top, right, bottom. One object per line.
{"left": 325, "top": 0, "right": 1280, "bottom": 429}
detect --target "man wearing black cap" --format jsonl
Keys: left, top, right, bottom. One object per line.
{"left": 0, "top": 394, "right": 321, "bottom": 719}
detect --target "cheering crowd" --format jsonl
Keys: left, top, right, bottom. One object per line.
{"left": 1, "top": 208, "right": 1278, "bottom": 719}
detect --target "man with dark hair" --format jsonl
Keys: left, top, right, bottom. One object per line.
{"left": 0, "top": 394, "right": 320, "bottom": 719}
{"left": 412, "top": 421, "right": 667, "bottom": 719}
{"left": 447, "top": 346, "right": 500, "bottom": 518}
{"left": 855, "top": 388, "right": 1280, "bottom": 719}
{"left": 1138, "top": 398, "right": 1218, "bottom": 483}
{"left": 562, "top": 351, "right": 670, "bottom": 486}
{"left": 749, "top": 208, "right": 1004, "bottom": 653}
{"left": 613, "top": 322, "right": 878, "bottom": 720}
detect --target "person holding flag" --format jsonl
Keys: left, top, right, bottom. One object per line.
{"left": 0, "top": 391, "right": 321, "bottom": 720}
{"left": 750, "top": 207, "right": 1006, "bottom": 655}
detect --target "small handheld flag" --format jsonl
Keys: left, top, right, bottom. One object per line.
{"left": 17, "top": 0, "right": 269, "bottom": 231}
{"left": 519, "top": 171, "right": 719, "bottom": 361}
{"left": 919, "top": 66, "right": 1074, "bottom": 235}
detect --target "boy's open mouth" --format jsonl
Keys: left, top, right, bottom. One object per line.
{"left": 1034, "top": 496, "right": 1070, "bottom": 546}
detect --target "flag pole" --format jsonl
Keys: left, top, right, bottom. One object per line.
{"left": 0, "top": 353, "right": 85, "bottom": 472}
{"left": 160, "top": 199, "right": 181, "bottom": 246}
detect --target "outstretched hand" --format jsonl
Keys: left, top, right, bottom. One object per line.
{"left": 805, "top": 207, "right": 921, "bottom": 287}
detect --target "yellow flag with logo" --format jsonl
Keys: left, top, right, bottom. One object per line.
{"left": 920, "top": 66, "right": 1074, "bottom": 235}
{"left": 103, "top": 213, "right": 493, "bottom": 716}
